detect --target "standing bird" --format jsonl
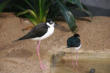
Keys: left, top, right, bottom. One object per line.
{"left": 67, "top": 33, "right": 81, "bottom": 66}
{"left": 15, "top": 20, "right": 56, "bottom": 70}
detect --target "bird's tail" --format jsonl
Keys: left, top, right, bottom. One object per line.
{"left": 13, "top": 35, "right": 29, "bottom": 42}
{"left": 12, "top": 39, "right": 20, "bottom": 43}
{"left": 12, "top": 37, "right": 25, "bottom": 43}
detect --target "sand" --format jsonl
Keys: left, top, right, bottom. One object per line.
{"left": 0, "top": 13, "right": 110, "bottom": 73}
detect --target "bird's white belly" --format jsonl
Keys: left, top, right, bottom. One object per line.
{"left": 75, "top": 44, "right": 81, "bottom": 51}
{"left": 32, "top": 27, "right": 54, "bottom": 40}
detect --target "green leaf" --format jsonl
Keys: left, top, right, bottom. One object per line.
{"left": 17, "top": 9, "right": 38, "bottom": 19}
{"left": 38, "top": 0, "right": 49, "bottom": 22}
{"left": 25, "top": 15, "right": 38, "bottom": 25}
{"left": 33, "top": 0, "right": 37, "bottom": 9}
{"left": 24, "top": 0, "right": 36, "bottom": 12}
{"left": 56, "top": 0, "right": 77, "bottom": 32}
{"left": 67, "top": 0, "right": 93, "bottom": 18}
{"left": 39, "top": 0, "right": 43, "bottom": 20}
{"left": 0, "top": 0, "right": 11, "bottom": 12}
{"left": 15, "top": 0, "right": 48, "bottom": 26}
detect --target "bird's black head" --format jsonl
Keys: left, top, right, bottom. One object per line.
{"left": 46, "top": 19, "right": 55, "bottom": 27}
{"left": 73, "top": 33, "right": 80, "bottom": 37}
{"left": 46, "top": 19, "right": 54, "bottom": 24}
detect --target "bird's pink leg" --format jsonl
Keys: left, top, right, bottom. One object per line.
{"left": 36, "top": 40, "right": 46, "bottom": 70}
{"left": 71, "top": 53, "right": 75, "bottom": 68}
{"left": 75, "top": 50, "right": 78, "bottom": 66}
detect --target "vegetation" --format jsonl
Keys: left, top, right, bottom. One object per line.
{"left": 48, "top": 0, "right": 92, "bottom": 32}
{"left": 0, "top": 0, "right": 92, "bottom": 32}
{"left": 0, "top": 0, "right": 11, "bottom": 13}
{"left": 16, "top": 0, "right": 50, "bottom": 25}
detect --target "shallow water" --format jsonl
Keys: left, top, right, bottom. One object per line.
{"left": 50, "top": 55, "right": 110, "bottom": 73}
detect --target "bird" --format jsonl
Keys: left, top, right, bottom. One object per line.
{"left": 15, "top": 19, "right": 56, "bottom": 70}
{"left": 67, "top": 33, "right": 81, "bottom": 67}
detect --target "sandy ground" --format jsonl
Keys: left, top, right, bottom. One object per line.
{"left": 0, "top": 13, "right": 110, "bottom": 73}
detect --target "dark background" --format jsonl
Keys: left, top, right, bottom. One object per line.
{"left": 81, "top": 0, "right": 110, "bottom": 16}
{"left": 1, "top": 0, "right": 110, "bottom": 16}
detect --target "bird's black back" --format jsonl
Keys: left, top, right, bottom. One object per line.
{"left": 17, "top": 23, "right": 49, "bottom": 41}
{"left": 67, "top": 36, "right": 80, "bottom": 48}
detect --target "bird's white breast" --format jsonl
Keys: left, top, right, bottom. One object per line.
{"left": 41, "top": 26, "right": 54, "bottom": 40}
{"left": 32, "top": 26, "right": 54, "bottom": 40}
{"left": 75, "top": 44, "right": 81, "bottom": 51}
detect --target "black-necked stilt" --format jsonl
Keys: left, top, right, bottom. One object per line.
{"left": 16, "top": 19, "right": 56, "bottom": 70}
{"left": 67, "top": 33, "right": 81, "bottom": 67}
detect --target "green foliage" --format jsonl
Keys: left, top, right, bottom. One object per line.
{"left": 56, "top": 0, "right": 77, "bottom": 31}
{"left": 49, "top": 0, "right": 92, "bottom": 32}
{"left": 0, "top": 0, "right": 11, "bottom": 13}
{"left": 17, "top": 0, "right": 50, "bottom": 25}
{"left": 67, "top": 0, "right": 93, "bottom": 18}
{"left": 16, "top": 0, "right": 92, "bottom": 32}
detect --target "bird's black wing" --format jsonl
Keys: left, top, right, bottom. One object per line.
{"left": 17, "top": 23, "right": 48, "bottom": 41}
{"left": 67, "top": 37, "right": 80, "bottom": 48}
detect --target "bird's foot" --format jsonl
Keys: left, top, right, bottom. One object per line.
{"left": 40, "top": 63, "right": 47, "bottom": 70}
{"left": 75, "top": 62, "right": 78, "bottom": 67}
{"left": 75, "top": 60, "right": 78, "bottom": 68}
